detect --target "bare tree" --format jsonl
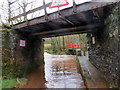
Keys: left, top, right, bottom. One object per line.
{"left": 0, "top": 1, "right": 9, "bottom": 24}
{"left": 0, "top": 0, "right": 17, "bottom": 24}
{"left": 12, "top": 0, "right": 41, "bottom": 23}
{"left": 0, "top": 0, "right": 38, "bottom": 24}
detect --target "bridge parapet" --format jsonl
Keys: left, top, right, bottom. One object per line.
{"left": 10, "top": 0, "right": 78, "bottom": 25}
{"left": 10, "top": 0, "right": 119, "bottom": 27}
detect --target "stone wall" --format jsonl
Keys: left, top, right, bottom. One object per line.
{"left": 2, "top": 29, "right": 13, "bottom": 78}
{"left": 87, "top": 3, "right": 120, "bottom": 88}
{"left": 2, "top": 29, "right": 44, "bottom": 78}
{"left": 13, "top": 32, "right": 44, "bottom": 77}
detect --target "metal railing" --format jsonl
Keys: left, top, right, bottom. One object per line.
{"left": 9, "top": 0, "right": 120, "bottom": 26}
{"left": 10, "top": 0, "right": 88, "bottom": 25}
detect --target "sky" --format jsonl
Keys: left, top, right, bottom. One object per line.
{"left": 0, "top": 0, "right": 92, "bottom": 24}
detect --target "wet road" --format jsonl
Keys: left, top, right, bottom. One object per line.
{"left": 19, "top": 52, "right": 86, "bottom": 88}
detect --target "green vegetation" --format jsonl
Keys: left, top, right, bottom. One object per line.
{"left": 44, "top": 34, "right": 88, "bottom": 55}
{"left": 16, "top": 78, "right": 28, "bottom": 86}
{"left": 44, "top": 44, "right": 51, "bottom": 47}
{"left": 1, "top": 79, "right": 19, "bottom": 88}
{"left": 44, "top": 49, "right": 66, "bottom": 55}
{"left": 0, "top": 78, "right": 28, "bottom": 88}
{"left": 109, "top": 85, "right": 113, "bottom": 88}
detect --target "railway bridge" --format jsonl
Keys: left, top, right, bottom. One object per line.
{"left": 9, "top": 0, "right": 119, "bottom": 88}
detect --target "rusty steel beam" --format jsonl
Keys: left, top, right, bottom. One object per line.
{"left": 58, "top": 6, "right": 75, "bottom": 25}
{"left": 39, "top": 29, "right": 94, "bottom": 38}
{"left": 60, "top": 15, "right": 75, "bottom": 25}
{"left": 32, "top": 24, "right": 99, "bottom": 36}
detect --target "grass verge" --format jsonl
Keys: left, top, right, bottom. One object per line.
{"left": 44, "top": 49, "right": 66, "bottom": 55}
{"left": 0, "top": 78, "right": 28, "bottom": 89}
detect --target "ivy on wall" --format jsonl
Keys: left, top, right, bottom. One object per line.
{"left": 104, "top": 2, "right": 119, "bottom": 36}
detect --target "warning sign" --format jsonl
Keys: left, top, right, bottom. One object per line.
{"left": 49, "top": 0, "right": 69, "bottom": 8}
{"left": 20, "top": 40, "right": 26, "bottom": 47}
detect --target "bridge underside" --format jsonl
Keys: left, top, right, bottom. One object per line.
{"left": 13, "top": 2, "right": 116, "bottom": 38}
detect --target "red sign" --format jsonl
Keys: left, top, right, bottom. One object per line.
{"left": 49, "top": 0, "right": 69, "bottom": 8}
{"left": 68, "top": 43, "right": 80, "bottom": 48}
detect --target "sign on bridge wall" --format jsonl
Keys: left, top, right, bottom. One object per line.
{"left": 49, "top": 0, "right": 69, "bottom": 8}
{"left": 20, "top": 40, "right": 26, "bottom": 47}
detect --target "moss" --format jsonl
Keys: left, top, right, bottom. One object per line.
{"left": 105, "top": 2, "right": 119, "bottom": 35}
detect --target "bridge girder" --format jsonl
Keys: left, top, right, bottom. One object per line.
{"left": 12, "top": 2, "right": 118, "bottom": 37}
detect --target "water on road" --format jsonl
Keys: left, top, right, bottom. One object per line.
{"left": 19, "top": 52, "right": 86, "bottom": 88}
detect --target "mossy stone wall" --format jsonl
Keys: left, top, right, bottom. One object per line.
{"left": 88, "top": 3, "right": 120, "bottom": 88}
{"left": 2, "top": 29, "right": 44, "bottom": 78}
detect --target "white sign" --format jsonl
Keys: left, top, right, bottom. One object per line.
{"left": 49, "top": 0, "right": 69, "bottom": 8}
{"left": 20, "top": 40, "right": 26, "bottom": 47}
